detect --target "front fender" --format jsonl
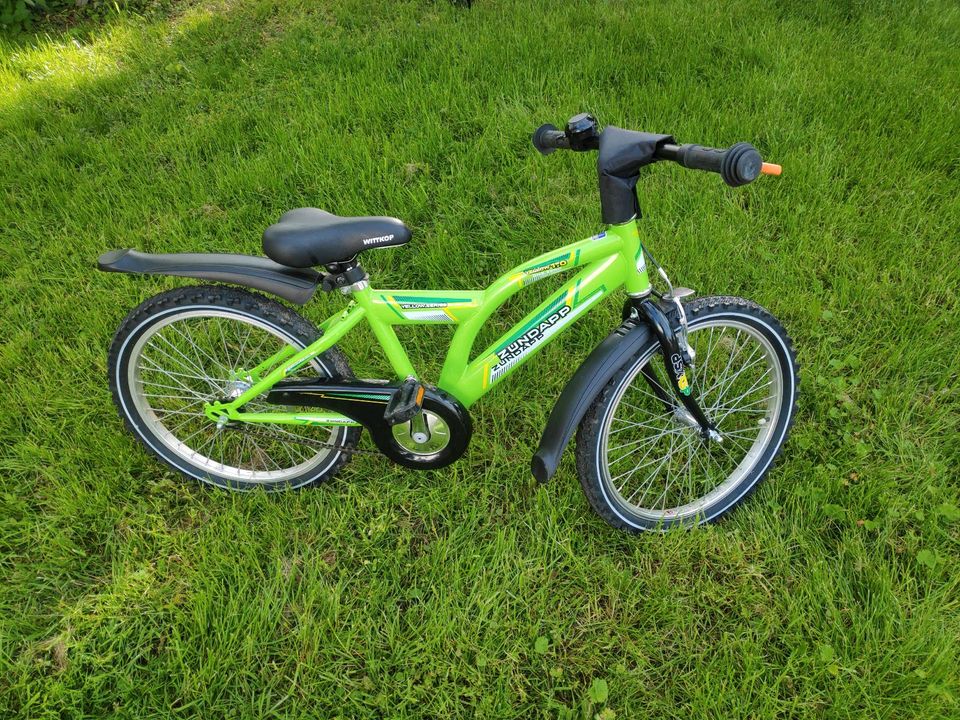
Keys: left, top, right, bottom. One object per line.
{"left": 531, "top": 317, "right": 655, "bottom": 483}
{"left": 97, "top": 249, "right": 320, "bottom": 304}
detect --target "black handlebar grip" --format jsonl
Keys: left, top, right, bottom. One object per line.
{"left": 676, "top": 142, "right": 763, "bottom": 187}
{"left": 719, "top": 142, "right": 762, "bottom": 187}
{"left": 532, "top": 123, "right": 569, "bottom": 155}
{"left": 675, "top": 144, "right": 725, "bottom": 173}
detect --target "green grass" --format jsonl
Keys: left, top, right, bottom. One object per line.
{"left": 1, "top": 0, "right": 959, "bottom": 716}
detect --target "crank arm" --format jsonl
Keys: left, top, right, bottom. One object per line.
{"left": 636, "top": 299, "right": 716, "bottom": 437}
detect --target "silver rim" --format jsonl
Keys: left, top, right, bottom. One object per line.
{"left": 124, "top": 307, "right": 344, "bottom": 484}
{"left": 597, "top": 315, "right": 784, "bottom": 523}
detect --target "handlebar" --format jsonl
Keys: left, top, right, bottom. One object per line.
{"left": 532, "top": 116, "right": 781, "bottom": 187}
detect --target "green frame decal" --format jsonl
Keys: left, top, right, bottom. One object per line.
{"left": 373, "top": 291, "right": 482, "bottom": 324}
{"left": 206, "top": 219, "right": 650, "bottom": 424}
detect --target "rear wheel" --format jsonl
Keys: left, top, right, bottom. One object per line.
{"left": 108, "top": 285, "right": 360, "bottom": 491}
{"left": 576, "top": 296, "right": 798, "bottom": 531}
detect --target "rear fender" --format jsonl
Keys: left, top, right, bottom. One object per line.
{"left": 531, "top": 316, "right": 655, "bottom": 483}
{"left": 97, "top": 249, "right": 320, "bottom": 304}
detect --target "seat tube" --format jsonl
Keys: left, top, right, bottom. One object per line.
{"left": 351, "top": 284, "right": 418, "bottom": 379}
{"left": 611, "top": 218, "right": 652, "bottom": 296}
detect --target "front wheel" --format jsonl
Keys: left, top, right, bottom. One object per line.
{"left": 576, "top": 296, "right": 798, "bottom": 532}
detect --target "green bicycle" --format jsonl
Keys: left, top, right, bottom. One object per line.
{"left": 98, "top": 114, "right": 797, "bottom": 532}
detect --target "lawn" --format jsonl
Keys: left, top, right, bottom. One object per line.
{"left": 1, "top": 0, "right": 958, "bottom": 717}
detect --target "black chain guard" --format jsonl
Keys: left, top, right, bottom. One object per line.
{"left": 266, "top": 379, "right": 472, "bottom": 469}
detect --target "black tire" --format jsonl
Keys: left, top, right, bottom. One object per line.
{"left": 108, "top": 285, "right": 360, "bottom": 491}
{"left": 576, "top": 296, "right": 798, "bottom": 532}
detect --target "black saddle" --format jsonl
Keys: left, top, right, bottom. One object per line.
{"left": 263, "top": 208, "right": 411, "bottom": 268}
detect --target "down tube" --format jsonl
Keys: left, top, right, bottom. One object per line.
{"left": 444, "top": 254, "right": 627, "bottom": 405}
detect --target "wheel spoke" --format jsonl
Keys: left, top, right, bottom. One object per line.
{"left": 141, "top": 393, "right": 207, "bottom": 404}
{"left": 625, "top": 433, "right": 679, "bottom": 505}
{"left": 701, "top": 330, "right": 749, "bottom": 401}
{"left": 720, "top": 427, "right": 763, "bottom": 442}
{"left": 607, "top": 425, "right": 685, "bottom": 455}
{"left": 652, "top": 435, "right": 695, "bottom": 510}
{"left": 241, "top": 330, "right": 275, "bottom": 375}
{"left": 715, "top": 364, "right": 772, "bottom": 405}
{"left": 212, "top": 318, "right": 236, "bottom": 376}
{"left": 152, "top": 407, "right": 206, "bottom": 418}
{"left": 233, "top": 323, "right": 256, "bottom": 373}
{"left": 138, "top": 379, "right": 209, "bottom": 399}
{"left": 609, "top": 416, "right": 672, "bottom": 435}
{"left": 626, "top": 375, "right": 672, "bottom": 403}
{"left": 151, "top": 333, "right": 212, "bottom": 380}
{"left": 696, "top": 327, "right": 717, "bottom": 391}
{"left": 710, "top": 397, "right": 769, "bottom": 414}
{"left": 169, "top": 323, "right": 231, "bottom": 378}
{"left": 708, "top": 351, "right": 767, "bottom": 409}
{"left": 609, "top": 429, "right": 686, "bottom": 473}
{"left": 701, "top": 336, "right": 758, "bottom": 403}
{"left": 140, "top": 353, "right": 222, "bottom": 397}
{"left": 612, "top": 436, "right": 677, "bottom": 489}
{"left": 140, "top": 354, "right": 222, "bottom": 387}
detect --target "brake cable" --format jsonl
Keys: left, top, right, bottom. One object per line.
{"left": 643, "top": 246, "right": 695, "bottom": 364}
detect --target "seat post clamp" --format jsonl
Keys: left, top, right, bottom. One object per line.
{"left": 321, "top": 262, "right": 368, "bottom": 293}
{"left": 340, "top": 278, "right": 369, "bottom": 294}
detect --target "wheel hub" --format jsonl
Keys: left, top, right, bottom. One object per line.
{"left": 225, "top": 378, "right": 251, "bottom": 399}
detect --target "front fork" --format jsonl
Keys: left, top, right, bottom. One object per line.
{"left": 628, "top": 297, "right": 720, "bottom": 441}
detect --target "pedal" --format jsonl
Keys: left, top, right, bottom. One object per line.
{"left": 383, "top": 377, "right": 425, "bottom": 425}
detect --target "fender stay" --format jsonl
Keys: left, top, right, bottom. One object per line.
{"left": 97, "top": 249, "right": 320, "bottom": 304}
{"left": 530, "top": 316, "right": 655, "bottom": 483}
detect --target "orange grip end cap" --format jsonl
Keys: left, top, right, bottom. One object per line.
{"left": 761, "top": 162, "right": 782, "bottom": 176}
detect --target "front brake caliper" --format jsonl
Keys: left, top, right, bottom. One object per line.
{"left": 655, "top": 264, "right": 696, "bottom": 365}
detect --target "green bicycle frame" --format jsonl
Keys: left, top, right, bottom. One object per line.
{"left": 207, "top": 219, "right": 651, "bottom": 426}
